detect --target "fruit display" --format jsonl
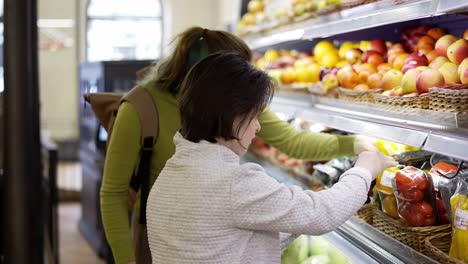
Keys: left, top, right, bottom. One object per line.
{"left": 253, "top": 25, "right": 468, "bottom": 110}
{"left": 393, "top": 166, "right": 439, "bottom": 227}
{"left": 238, "top": 0, "right": 368, "bottom": 36}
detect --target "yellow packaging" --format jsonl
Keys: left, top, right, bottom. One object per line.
{"left": 449, "top": 179, "right": 468, "bottom": 262}
{"left": 376, "top": 139, "right": 420, "bottom": 156}
{"left": 376, "top": 167, "right": 400, "bottom": 219}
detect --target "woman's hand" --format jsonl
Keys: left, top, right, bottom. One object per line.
{"left": 126, "top": 261, "right": 136, "bottom": 264}
{"left": 353, "top": 135, "right": 378, "bottom": 154}
{"left": 354, "top": 151, "right": 398, "bottom": 180}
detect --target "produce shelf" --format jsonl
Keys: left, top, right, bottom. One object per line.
{"left": 242, "top": 153, "right": 439, "bottom": 264}
{"left": 270, "top": 92, "right": 468, "bottom": 161}
{"left": 242, "top": 0, "right": 468, "bottom": 50}
{"left": 437, "top": 0, "right": 468, "bottom": 13}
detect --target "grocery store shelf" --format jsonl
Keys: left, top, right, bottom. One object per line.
{"left": 337, "top": 218, "right": 438, "bottom": 264}
{"left": 242, "top": 0, "right": 468, "bottom": 50}
{"left": 300, "top": 107, "right": 429, "bottom": 147}
{"left": 303, "top": 0, "right": 436, "bottom": 40}
{"left": 424, "top": 131, "right": 468, "bottom": 162}
{"left": 437, "top": 0, "right": 468, "bottom": 13}
{"left": 270, "top": 92, "right": 468, "bottom": 161}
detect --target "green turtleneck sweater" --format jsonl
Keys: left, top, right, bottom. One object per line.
{"left": 100, "top": 85, "right": 356, "bottom": 263}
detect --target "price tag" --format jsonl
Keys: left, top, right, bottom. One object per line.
{"left": 380, "top": 170, "right": 396, "bottom": 188}
{"left": 454, "top": 208, "right": 468, "bottom": 231}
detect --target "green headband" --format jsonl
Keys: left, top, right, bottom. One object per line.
{"left": 187, "top": 36, "right": 209, "bottom": 69}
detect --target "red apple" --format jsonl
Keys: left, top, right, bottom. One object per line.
{"left": 361, "top": 50, "right": 382, "bottom": 63}
{"left": 344, "top": 48, "right": 363, "bottom": 64}
{"left": 461, "top": 68, "right": 468, "bottom": 84}
{"left": 447, "top": 39, "right": 468, "bottom": 65}
{"left": 427, "top": 27, "right": 446, "bottom": 40}
{"left": 435, "top": 34, "right": 458, "bottom": 57}
{"left": 401, "top": 68, "right": 424, "bottom": 95}
{"left": 429, "top": 56, "right": 450, "bottom": 70}
{"left": 438, "top": 62, "right": 461, "bottom": 84}
{"left": 369, "top": 39, "right": 387, "bottom": 55}
{"left": 402, "top": 64, "right": 417, "bottom": 74}
{"left": 382, "top": 69, "right": 403, "bottom": 90}
{"left": 416, "top": 69, "right": 445, "bottom": 94}
{"left": 405, "top": 52, "right": 429, "bottom": 66}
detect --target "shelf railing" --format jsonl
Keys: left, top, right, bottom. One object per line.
{"left": 270, "top": 92, "right": 468, "bottom": 161}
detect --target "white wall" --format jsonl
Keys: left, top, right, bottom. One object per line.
{"left": 37, "top": 0, "right": 239, "bottom": 141}
{"left": 162, "top": 0, "right": 221, "bottom": 48}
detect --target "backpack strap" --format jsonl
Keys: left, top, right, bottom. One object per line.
{"left": 122, "top": 87, "right": 159, "bottom": 146}
{"left": 122, "top": 86, "right": 158, "bottom": 225}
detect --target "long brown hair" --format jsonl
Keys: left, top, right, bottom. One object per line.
{"left": 141, "top": 27, "right": 252, "bottom": 95}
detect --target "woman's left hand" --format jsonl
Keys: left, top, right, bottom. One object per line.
{"left": 353, "top": 135, "right": 378, "bottom": 154}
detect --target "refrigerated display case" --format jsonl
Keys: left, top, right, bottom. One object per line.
{"left": 238, "top": 0, "right": 468, "bottom": 263}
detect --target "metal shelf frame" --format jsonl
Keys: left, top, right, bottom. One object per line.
{"left": 270, "top": 92, "right": 468, "bottom": 161}
{"left": 242, "top": 0, "right": 468, "bottom": 50}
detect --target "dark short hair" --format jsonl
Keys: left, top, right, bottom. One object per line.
{"left": 178, "top": 52, "right": 274, "bottom": 143}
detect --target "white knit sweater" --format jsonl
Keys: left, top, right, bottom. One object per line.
{"left": 146, "top": 133, "right": 371, "bottom": 264}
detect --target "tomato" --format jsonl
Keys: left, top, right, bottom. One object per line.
{"left": 439, "top": 213, "right": 450, "bottom": 224}
{"left": 416, "top": 177, "right": 428, "bottom": 191}
{"left": 413, "top": 201, "right": 433, "bottom": 217}
{"left": 405, "top": 211, "right": 426, "bottom": 226}
{"left": 423, "top": 216, "right": 436, "bottom": 226}
{"left": 395, "top": 166, "right": 428, "bottom": 192}
{"left": 395, "top": 171, "right": 414, "bottom": 192}
{"left": 401, "top": 189, "right": 424, "bottom": 201}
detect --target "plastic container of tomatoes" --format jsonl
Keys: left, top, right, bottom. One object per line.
{"left": 392, "top": 166, "right": 440, "bottom": 227}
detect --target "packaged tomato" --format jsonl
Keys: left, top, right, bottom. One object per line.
{"left": 376, "top": 167, "right": 402, "bottom": 219}
{"left": 392, "top": 166, "right": 439, "bottom": 227}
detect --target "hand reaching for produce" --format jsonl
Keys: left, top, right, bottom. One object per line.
{"left": 354, "top": 151, "right": 398, "bottom": 180}
{"left": 353, "top": 135, "right": 378, "bottom": 154}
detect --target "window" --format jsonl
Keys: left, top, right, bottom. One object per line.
{"left": 87, "top": 0, "right": 163, "bottom": 61}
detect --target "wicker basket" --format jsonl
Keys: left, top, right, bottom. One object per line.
{"left": 355, "top": 204, "right": 374, "bottom": 225}
{"left": 374, "top": 93, "right": 430, "bottom": 109}
{"left": 279, "top": 83, "right": 313, "bottom": 94}
{"left": 429, "top": 85, "right": 468, "bottom": 114}
{"left": 424, "top": 232, "right": 465, "bottom": 264}
{"left": 338, "top": 88, "right": 381, "bottom": 103}
{"left": 308, "top": 83, "right": 339, "bottom": 98}
{"left": 371, "top": 206, "right": 451, "bottom": 252}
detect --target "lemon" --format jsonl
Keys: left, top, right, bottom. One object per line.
{"left": 314, "top": 40, "right": 337, "bottom": 60}
{"left": 320, "top": 52, "right": 340, "bottom": 68}
{"left": 339, "top": 41, "right": 355, "bottom": 59}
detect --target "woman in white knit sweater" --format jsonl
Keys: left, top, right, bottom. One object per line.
{"left": 146, "top": 52, "right": 397, "bottom": 264}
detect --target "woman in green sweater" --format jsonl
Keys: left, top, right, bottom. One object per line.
{"left": 101, "top": 27, "right": 375, "bottom": 264}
